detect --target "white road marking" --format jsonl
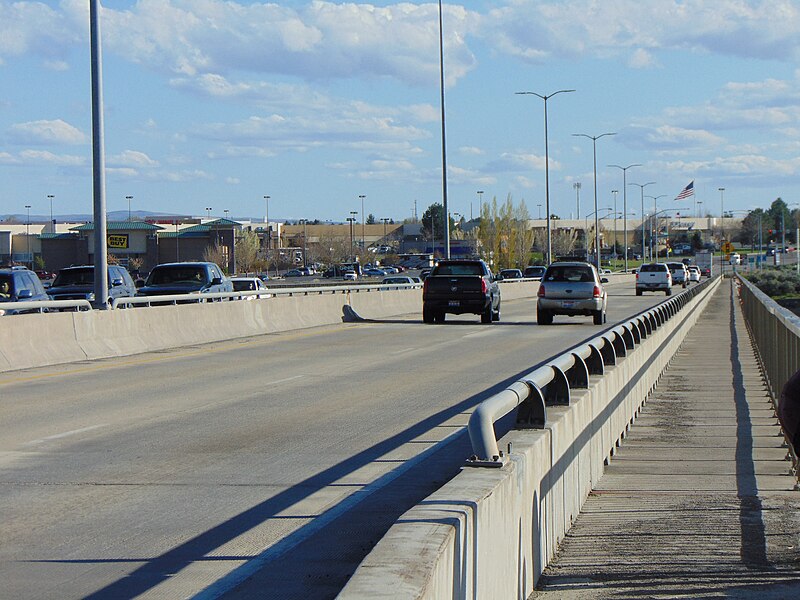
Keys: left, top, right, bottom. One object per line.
{"left": 23, "top": 424, "right": 108, "bottom": 448}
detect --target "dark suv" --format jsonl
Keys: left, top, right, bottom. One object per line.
{"left": 136, "top": 262, "right": 232, "bottom": 297}
{"left": 48, "top": 265, "right": 137, "bottom": 304}
{"left": 0, "top": 267, "right": 51, "bottom": 314}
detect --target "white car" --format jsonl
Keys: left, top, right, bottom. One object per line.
{"left": 343, "top": 270, "right": 357, "bottom": 281}
{"left": 730, "top": 253, "right": 741, "bottom": 265}
{"left": 230, "top": 277, "right": 270, "bottom": 300}
{"left": 687, "top": 266, "right": 701, "bottom": 283}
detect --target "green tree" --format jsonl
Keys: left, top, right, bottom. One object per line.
{"left": 421, "top": 203, "right": 453, "bottom": 244}
{"left": 235, "top": 229, "right": 260, "bottom": 274}
{"left": 366, "top": 214, "right": 376, "bottom": 225}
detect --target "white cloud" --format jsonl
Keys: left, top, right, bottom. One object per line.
{"left": 108, "top": 150, "right": 159, "bottom": 168}
{"left": 459, "top": 146, "right": 484, "bottom": 156}
{"left": 9, "top": 119, "right": 86, "bottom": 145}
{"left": 627, "top": 48, "right": 657, "bottom": 69}
{"left": 18, "top": 149, "right": 85, "bottom": 166}
{"left": 485, "top": 151, "right": 558, "bottom": 173}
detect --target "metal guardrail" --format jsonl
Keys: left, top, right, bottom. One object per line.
{"left": 466, "top": 275, "right": 717, "bottom": 466}
{"left": 0, "top": 299, "right": 92, "bottom": 315}
{"left": 110, "top": 282, "right": 422, "bottom": 309}
{"left": 736, "top": 274, "right": 800, "bottom": 408}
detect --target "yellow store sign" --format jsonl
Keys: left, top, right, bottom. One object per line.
{"left": 107, "top": 234, "right": 129, "bottom": 249}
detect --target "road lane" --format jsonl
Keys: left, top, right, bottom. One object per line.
{"left": 0, "top": 278, "right": 668, "bottom": 599}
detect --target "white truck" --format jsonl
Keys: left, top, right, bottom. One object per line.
{"left": 695, "top": 250, "right": 713, "bottom": 277}
{"left": 636, "top": 263, "right": 672, "bottom": 296}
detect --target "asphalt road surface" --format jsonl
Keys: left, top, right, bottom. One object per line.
{"left": 0, "top": 277, "right": 669, "bottom": 599}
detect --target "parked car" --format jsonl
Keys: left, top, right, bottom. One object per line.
{"left": 364, "top": 268, "right": 387, "bottom": 277}
{"left": 48, "top": 265, "right": 137, "bottom": 305}
{"left": 636, "top": 263, "right": 672, "bottom": 296}
{"left": 382, "top": 275, "right": 416, "bottom": 285}
{"left": 342, "top": 269, "right": 357, "bottom": 281}
{"left": 523, "top": 266, "right": 546, "bottom": 280}
{"left": 284, "top": 269, "right": 304, "bottom": 277}
{"left": 0, "top": 267, "right": 51, "bottom": 314}
{"left": 136, "top": 262, "right": 232, "bottom": 298}
{"left": 537, "top": 262, "right": 608, "bottom": 325}
{"left": 230, "top": 277, "right": 270, "bottom": 300}
{"left": 666, "top": 261, "right": 689, "bottom": 287}
{"left": 499, "top": 268, "right": 523, "bottom": 280}
{"left": 687, "top": 266, "right": 701, "bottom": 283}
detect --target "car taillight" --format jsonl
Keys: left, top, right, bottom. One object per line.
{"left": 593, "top": 285, "right": 602, "bottom": 298}
{"left": 635, "top": 272, "right": 639, "bottom": 280}
{"left": 537, "top": 284, "right": 545, "bottom": 297}
{"left": 481, "top": 278, "right": 488, "bottom": 294}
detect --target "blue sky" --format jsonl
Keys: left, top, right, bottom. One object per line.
{"left": 1, "top": 0, "right": 799, "bottom": 223}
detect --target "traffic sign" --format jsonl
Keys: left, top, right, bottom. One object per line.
{"left": 722, "top": 242, "right": 734, "bottom": 254}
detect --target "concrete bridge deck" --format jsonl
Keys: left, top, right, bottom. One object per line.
{"left": 534, "top": 279, "right": 800, "bottom": 598}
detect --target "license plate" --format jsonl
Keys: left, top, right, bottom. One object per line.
{"left": 561, "top": 301, "right": 575, "bottom": 308}
{"left": 448, "top": 300, "right": 460, "bottom": 307}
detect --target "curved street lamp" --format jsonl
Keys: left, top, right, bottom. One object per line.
{"left": 608, "top": 163, "right": 641, "bottom": 271}
{"left": 518, "top": 89, "right": 575, "bottom": 265}
{"left": 573, "top": 132, "right": 616, "bottom": 269}
{"left": 629, "top": 181, "right": 656, "bottom": 261}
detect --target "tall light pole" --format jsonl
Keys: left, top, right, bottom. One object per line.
{"left": 537, "top": 203, "right": 542, "bottom": 219}
{"left": 646, "top": 194, "right": 667, "bottom": 259}
{"left": 264, "top": 195, "right": 270, "bottom": 250}
{"left": 608, "top": 163, "right": 640, "bottom": 271}
{"left": 573, "top": 132, "right": 616, "bottom": 269}
{"left": 205, "top": 207, "right": 212, "bottom": 219}
{"left": 300, "top": 219, "right": 308, "bottom": 267}
{"left": 437, "top": 0, "right": 451, "bottom": 258}
{"left": 349, "top": 211, "right": 358, "bottom": 258}
{"left": 381, "top": 217, "right": 390, "bottom": 241}
{"left": 126, "top": 195, "right": 133, "bottom": 221}
{"left": 47, "top": 194, "right": 55, "bottom": 232}
{"left": 611, "top": 189, "right": 618, "bottom": 260}
{"left": 224, "top": 209, "right": 229, "bottom": 220}
{"left": 719, "top": 187, "right": 726, "bottom": 241}
{"left": 518, "top": 88, "right": 576, "bottom": 265}
{"left": 573, "top": 182, "right": 581, "bottom": 220}
{"left": 477, "top": 190, "right": 484, "bottom": 218}
{"left": 359, "top": 195, "right": 366, "bottom": 253}
{"left": 629, "top": 181, "right": 656, "bottom": 261}
{"left": 90, "top": 0, "right": 108, "bottom": 309}
{"left": 25, "top": 205, "right": 31, "bottom": 267}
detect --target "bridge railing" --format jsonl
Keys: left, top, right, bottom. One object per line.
{"left": 737, "top": 273, "right": 800, "bottom": 412}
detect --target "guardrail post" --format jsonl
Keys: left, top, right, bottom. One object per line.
{"left": 517, "top": 380, "right": 547, "bottom": 428}
{"left": 542, "top": 366, "right": 570, "bottom": 405}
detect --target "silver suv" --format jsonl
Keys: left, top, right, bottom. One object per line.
{"left": 537, "top": 262, "right": 608, "bottom": 325}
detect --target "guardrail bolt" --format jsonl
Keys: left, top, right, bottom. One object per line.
{"left": 507, "top": 442, "right": 513, "bottom": 454}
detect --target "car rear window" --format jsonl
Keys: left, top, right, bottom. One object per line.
{"left": 53, "top": 268, "right": 94, "bottom": 286}
{"left": 639, "top": 263, "right": 668, "bottom": 272}
{"left": 149, "top": 266, "right": 207, "bottom": 285}
{"left": 544, "top": 266, "right": 594, "bottom": 282}
{"left": 433, "top": 263, "right": 484, "bottom": 276}
{"left": 232, "top": 280, "right": 256, "bottom": 291}
{"left": 0, "top": 273, "right": 14, "bottom": 297}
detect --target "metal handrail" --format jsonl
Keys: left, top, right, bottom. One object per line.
{"left": 466, "top": 275, "right": 717, "bottom": 465}
{"left": 0, "top": 299, "right": 92, "bottom": 314}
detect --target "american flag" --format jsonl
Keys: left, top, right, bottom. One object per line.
{"left": 674, "top": 181, "right": 694, "bottom": 201}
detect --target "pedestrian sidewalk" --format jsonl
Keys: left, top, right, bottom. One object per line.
{"left": 534, "top": 279, "right": 800, "bottom": 599}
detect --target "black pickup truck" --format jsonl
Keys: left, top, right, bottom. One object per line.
{"left": 422, "top": 259, "right": 501, "bottom": 324}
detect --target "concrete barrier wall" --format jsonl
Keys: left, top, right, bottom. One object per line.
{"left": 0, "top": 279, "right": 556, "bottom": 373}
{"left": 339, "top": 277, "right": 720, "bottom": 600}
{"left": 0, "top": 288, "right": 422, "bottom": 373}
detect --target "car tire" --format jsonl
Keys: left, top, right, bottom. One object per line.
{"left": 593, "top": 310, "right": 604, "bottom": 325}
{"left": 423, "top": 306, "right": 434, "bottom": 324}
{"left": 666, "top": 288, "right": 672, "bottom": 296}
{"left": 434, "top": 312, "right": 445, "bottom": 323}
{"left": 636, "top": 288, "right": 643, "bottom": 296}
{"left": 481, "top": 304, "right": 492, "bottom": 324}
{"left": 492, "top": 302, "right": 501, "bottom": 322}
{"left": 537, "top": 309, "right": 552, "bottom": 325}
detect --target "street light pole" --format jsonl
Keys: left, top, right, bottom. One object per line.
{"left": 537, "top": 203, "right": 542, "bottom": 219}
{"left": 381, "top": 217, "right": 390, "bottom": 241}
{"left": 629, "top": 181, "right": 655, "bottom": 261}
{"left": 359, "top": 195, "right": 366, "bottom": 253}
{"left": 646, "top": 195, "right": 667, "bottom": 259}
{"left": 608, "top": 163, "right": 640, "bottom": 272}
{"left": 437, "top": 0, "right": 451, "bottom": 259}
{"left": 205, "top": 207, "right": 212, "bottom": 219}
{"left": 719, "top": 187, "right": 726, "bottom": 241}
{"left": 349, "top": 211, "right": 358, "bottom": 258}
{"left": 25, "top": 205, "right": 31, "bottom": 267}
{"left": 518, "top": 89, "right": 576, "bottom": 265}
{"left": 612, "top": 189, "right": 618, "bottom": 260}
{"left": 573, "top": 132, "right": 616, "bottom": 269}
{"left": 47, "top": 194, "right": 55, "bottom": 232}
{"left": 126, "top": 195, "right": 133, "bottom": 221}
{"left": 585, "top": 208, "right": 612, "bottom": 258}
{"left": 264, "top": 195, "right": 270, "bottom": 251}
{"left": 573, "top": 182, "right": 581, "bottom": 220}
{"left": 477, "top": 190, "right": 484, "bottom": 218}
